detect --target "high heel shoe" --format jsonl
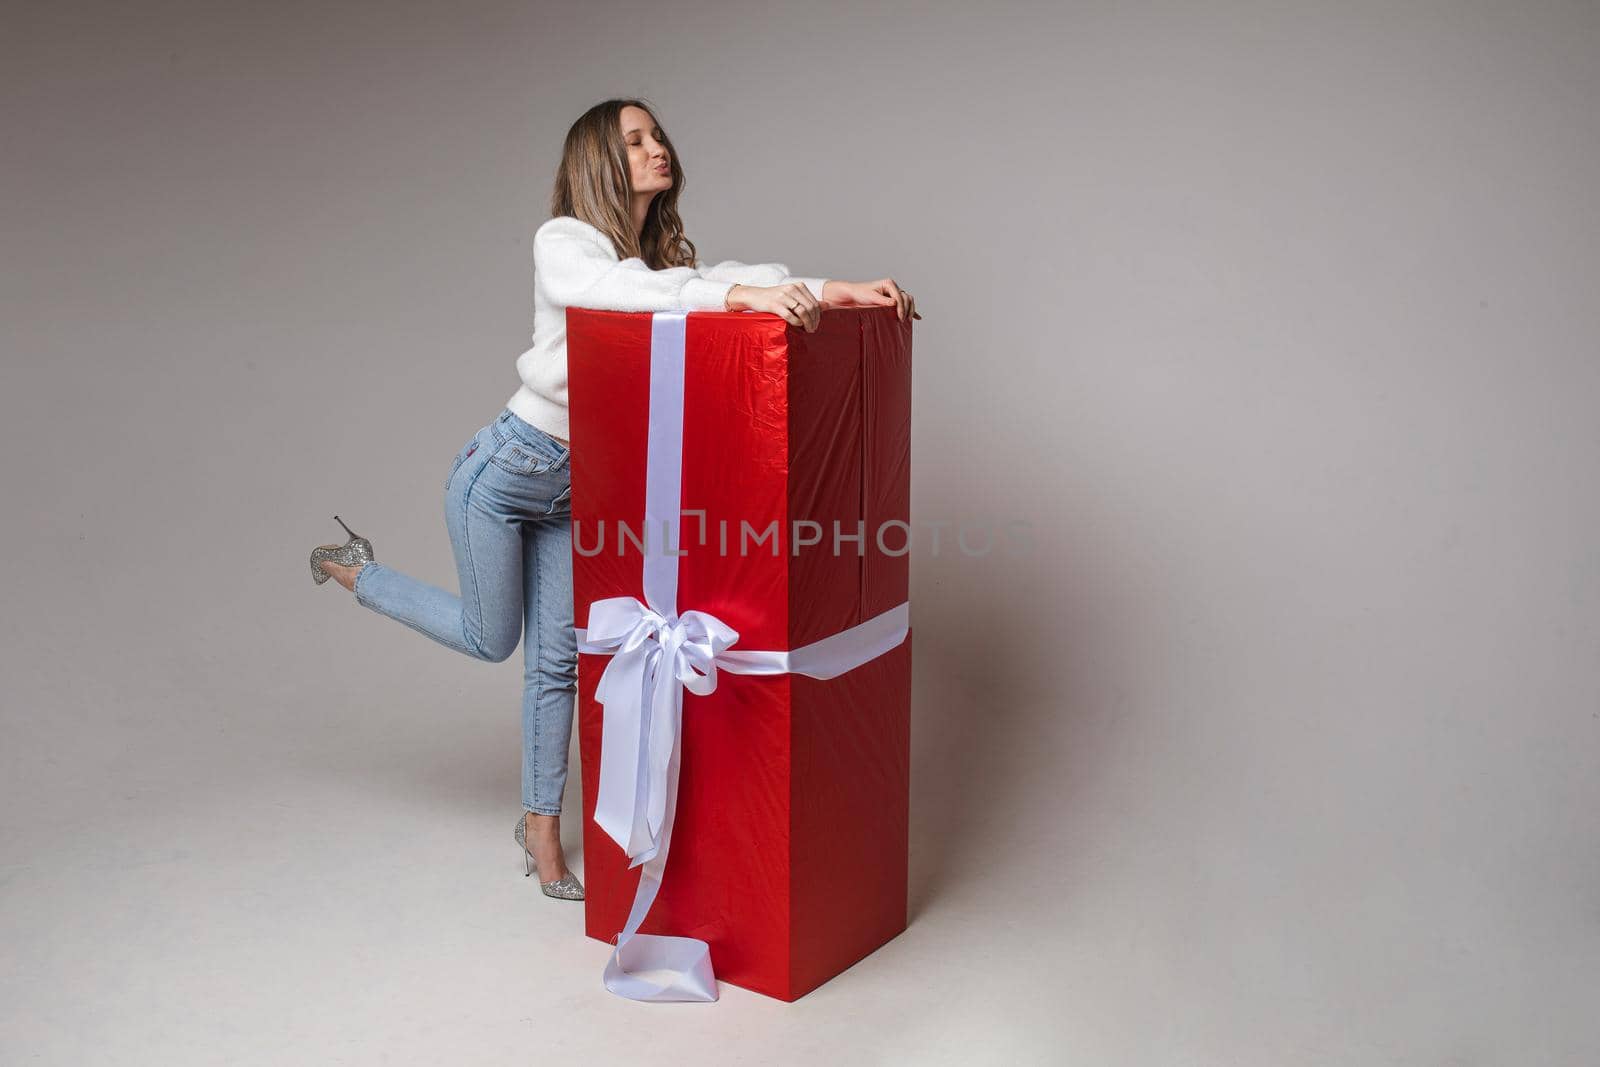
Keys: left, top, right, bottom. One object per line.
{"left": 514, "top": 813, "right": 585, "bottom": 900}
{"left": 309, "top": 515, "right": 376, "bottom": 585}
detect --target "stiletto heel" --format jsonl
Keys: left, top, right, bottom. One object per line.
{"left": 309, "top": 514, "right": 376, "bottom": 585}
{"left": 513, "top": 813, "right": 585, "bottom": 900}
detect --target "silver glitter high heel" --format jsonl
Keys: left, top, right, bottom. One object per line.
{"left": 514, "top": 813, "right": 585, "bottom": 900}
{"left": 309, "top": 515, "right": 376, "bottom": 585}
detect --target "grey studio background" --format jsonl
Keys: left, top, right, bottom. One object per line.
{"left": 3, "top": 2, "right": 1597, "bottom": 1064}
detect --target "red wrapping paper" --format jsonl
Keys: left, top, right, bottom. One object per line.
{"left": 566, "top": 303, "right": 913, "bottom": 1002}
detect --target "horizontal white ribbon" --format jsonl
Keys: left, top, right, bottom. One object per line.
{"left": 575, "top": 311, "right": 909, "bottom": 1002}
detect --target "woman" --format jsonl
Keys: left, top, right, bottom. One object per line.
{"left": 307, "top": 98, "right": 919, "bottom": 901}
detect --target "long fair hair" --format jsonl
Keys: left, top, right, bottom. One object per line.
{"left": 549, "top": 98, "right": 698, "bottom": 269}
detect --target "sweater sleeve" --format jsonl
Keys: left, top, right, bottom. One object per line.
{"left": 699, "top": 259, "right": 788, "bottom": 288}
{"left": 700, "top": 259, "right": 830, "bottom": 303}
{"left": 535, "top": 219, "right": 734, "bottom": 311}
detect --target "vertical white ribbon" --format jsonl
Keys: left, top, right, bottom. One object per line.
{"left": 575, "top": 312, "right": 910, "bottom": 1002}
{"left": 641, "top": 313, "right": 686, "bottom": 621}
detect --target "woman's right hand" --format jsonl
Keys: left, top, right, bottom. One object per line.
{"left": 725, "top": 282, "right": 822, "bottom": 333}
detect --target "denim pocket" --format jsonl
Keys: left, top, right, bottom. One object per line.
{"left": 488, "top": 435, "right": 564, "bottom": 476}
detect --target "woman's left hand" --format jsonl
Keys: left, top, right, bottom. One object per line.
{"left": 821, "top": 278, "right": 921, "bottom": 321}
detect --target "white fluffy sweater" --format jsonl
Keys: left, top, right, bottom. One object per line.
{"left": 505, "top": 215, "right": 829, "bottom": 442}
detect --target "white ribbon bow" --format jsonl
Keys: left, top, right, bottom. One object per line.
{"left": 583, "top": 596, "right": 740, "bottom": 865}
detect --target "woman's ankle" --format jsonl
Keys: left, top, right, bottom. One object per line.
{"left": 524, "top": 810, "right": 561, "bottom": 834}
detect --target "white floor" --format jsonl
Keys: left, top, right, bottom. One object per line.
{"left": 7, "top": 596, "right": 1595, "bottom": 1065}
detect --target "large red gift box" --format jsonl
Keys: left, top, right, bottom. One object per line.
{"left": 566, "top": 303, "right": 913, "bottom": 1002}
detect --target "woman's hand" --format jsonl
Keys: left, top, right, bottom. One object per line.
{"left": 725, "top": 282, "right": 823, "bottom": 332}
{"left": 820, "top": 278, "right": 921, "bottom": 321}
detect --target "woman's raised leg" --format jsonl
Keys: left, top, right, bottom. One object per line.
{"left": 346, "top": 425, "right": 526, "bottom": 661}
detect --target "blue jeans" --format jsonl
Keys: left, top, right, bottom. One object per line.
{"left": 352, "top": 408, "right": 577, "bottom": 816}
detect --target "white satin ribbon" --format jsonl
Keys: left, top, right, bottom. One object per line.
{"left": 574, "top": 311, "right": 910, "bottom": 1002}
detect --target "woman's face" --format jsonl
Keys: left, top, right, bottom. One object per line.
{"left": 620, "top": 105, "right": 672, "bottom": 195}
